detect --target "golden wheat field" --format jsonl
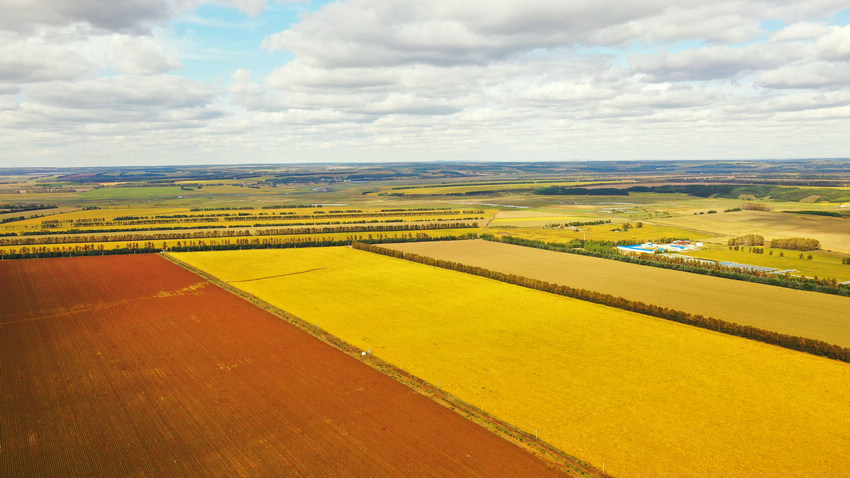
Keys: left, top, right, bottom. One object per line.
{"left": 173, "top": 247, "right": 850, "bottom": 478}
{"left": 385, "top": 240, "right": 850, "bottom": 347}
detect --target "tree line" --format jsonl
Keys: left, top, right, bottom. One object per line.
{"left": 106, "top": 209, "right": 480, "bottom": 226}
{"left": 0, "top": 232, "right": 477, "bottom": 259}
{"left": 788, "top": 210, "right": 849, "bottom": 218}
{"left": 769, "top": 237, "right": 820, "bottom": 251}
{"left": 0, "top": 247, "right": 160, "bottom": 260}
{"left": 728, "top": 234, "right": 764, "bottom": 246}
{"left": 254, "top": 222, "right": 476, "bottom": 236}
{"left": 19, "top": 225, "right": 225, "bottom": 236}
{"left": 167, "top": 233, "right": 475, "bottom": 252}
{"left": 545, "top": 219, "right": 611, "bottom": 228}
{"left": 0, "top": 203, "right": 57, "bottom": 213}
{"left": 353, "top": 242, "right": 850, "bottom": 363}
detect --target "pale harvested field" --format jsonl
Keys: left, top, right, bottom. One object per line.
{"left": 653, "top": 210, "right": 850, "bottom": 252}
{"left": 386, "top": 240, "right": 850, "bottom": 347}
{"left": 490, "top": 211, "right": 595, "bottom": 227}
{"left": 175, "top": 247, "right": 850, "bottom": 478}
{"left": 494, "top": 210, "right": 570, "bottom": 219}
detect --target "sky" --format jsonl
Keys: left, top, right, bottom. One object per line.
{"left": 0, "top": 0, "right": 849, "bottom": 167}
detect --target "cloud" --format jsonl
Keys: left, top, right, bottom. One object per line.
{"left": 0, "top": 84, "right": 21, "bottom": 94}
{"left": 0, "top": 95, "right": 20, "bottom": 111}
{"left": 212, "top": 0, "right": 270, "bottom": 17}
{"left": 228, "top": 68, "right": 265, "bottom": 95}
{"left": 629, "top": 44, "right": 801, "bottom": 82}
{"left": 723, "top": 91, "right": 850, "bottom": 117}
{"left": 262, "top": 0, "right": 846, "bottom": 70}
{"left": 27, "top": 75, "right": 217, "bottom": 110}
{"left": 267, "top": 62, "right": 399, "bottom": 89}
{"left": 351, "top": 92, "right": 461, "bottom": 116}
{"left": 0, "top": 39, "right": 93, "bottom": 82}
{"left": 261, "top": 1, "right": 685, "bottom": 68}
{"left": 758, "top": 62, "right": 850, "bottom": 89}
{"left": 2, "top": 0, "right": 850, "bottom": 166}
{"left": 0, "top": 1, "right": 275, "bottom": 35}
{"left": 771, "top": 21, "right": 832, "bottom": 42}
{"left": 816, "top": 25, "right": 850, "bottom": 60}
{"left": 3, "top": 75, "right": 222, "bottom": 131}
{"left": 111, "top": 35, "right": 182, "bottom": 75}
{"left": 0, "top": 0, "right": 178, "bottom": 35}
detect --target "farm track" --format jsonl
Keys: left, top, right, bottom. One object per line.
{"left": 0, "top": 254, "right": 594, "bottom": 477}
{"left": 231, "top": 268, "right": 326, "bottom": 282}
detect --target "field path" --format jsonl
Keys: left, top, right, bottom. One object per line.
{"left": 231, "top": 268, "right": 326, "bottom": 282}
{"left": 386, "top": 239, "right": 850, "bottom": 347}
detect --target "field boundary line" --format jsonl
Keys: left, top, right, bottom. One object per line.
{"left": 159, "top": 252, "right": 604, "bottom": 478}
{"left": 354, "top": 242, "right": 850, "bottom": 363}
{"left": 231, "top": 268, "right": 326, "bottom": 283}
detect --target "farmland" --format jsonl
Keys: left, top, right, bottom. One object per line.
{"left": 679, "top": 244, "right": 850, "bottom": 282}
{"left": 5, "top": 160, "right": 850, "bottom": 476}
{"left": 172, "top": 246, "right": 850, "bottom": 478}
{"left": 0, "top": 254, "right": 571, "bottom": 477}
{"left": 0, "top": 204, "right": 488, "bottom": 257}
{"left": 487, "top": 222, "right": 712, "bottom": 244}
{"left": 370, "top": 180, "right": 630, "bottom": 196}
{"left": 384, "top": 239, "right": 850, "bottom": 346}
{"left": 654, "top": 209, "right": 850, "bottom": 253}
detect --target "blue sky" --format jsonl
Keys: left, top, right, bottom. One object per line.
{"left": 1, "top": 1, "right": 849, "bottom": 166}
{"left": 171, "top": 2, "right": 316, "bottom": 82}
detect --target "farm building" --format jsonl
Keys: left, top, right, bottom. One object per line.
{"left": 617, "top": 241, "right": 703, "bottom": 254}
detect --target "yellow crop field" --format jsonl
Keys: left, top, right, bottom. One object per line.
{"left": 53, "top": 207, "right": 190, "bottom": 220}
{"left": 387, "top": 239, "right": 850, "bottom": 346}
{"left": 2, "top": 207, "right": 190, "bottom": 230}
{"left": 0, "top": 205, "right": 485, "bottom": 249}
{"left": 173, "top": 247, "right": 850, "bottom": 478}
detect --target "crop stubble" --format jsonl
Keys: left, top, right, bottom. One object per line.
{"left": 0, "top": 254, "right": 567, "bottom": 477}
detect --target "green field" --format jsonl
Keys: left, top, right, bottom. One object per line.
{"left": 682, "top": 245, "right": 850, "bottom": 282}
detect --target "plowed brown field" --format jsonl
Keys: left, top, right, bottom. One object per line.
{"left": 0, "top": 254, "right": 568, "bottom": 477}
